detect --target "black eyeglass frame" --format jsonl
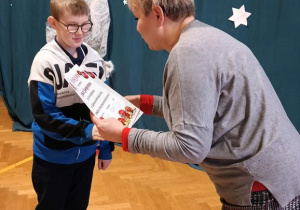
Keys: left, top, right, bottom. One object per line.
{"left": 56, "top": 19, "right": 93, "bottom": 33}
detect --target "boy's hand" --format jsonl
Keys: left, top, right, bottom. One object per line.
{"left": 98, "top": 159, "right": 112, "bottom": 170}
{"left": 124, "top": 95, "right": 140, "bottom": 108}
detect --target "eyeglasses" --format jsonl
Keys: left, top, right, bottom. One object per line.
{"left": 56, "top": 19, "right": 93, "bottom": 33}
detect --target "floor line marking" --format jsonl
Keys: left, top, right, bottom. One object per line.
{"left": 0, "top": 156, "right": 33, "bottom": 174}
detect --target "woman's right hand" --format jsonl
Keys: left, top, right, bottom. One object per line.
{"left": 92, "top": 125, "right": 104, "bottom": 140}
{"left": 124, "top": 95, "right": 140, "bottom": 108}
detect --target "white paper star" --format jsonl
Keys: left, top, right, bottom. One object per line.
{"left": 123, "top": 0, "right": 127, "bottom": 5}
{"left": 228, "top": 5, "right": 251, "bottom": 28}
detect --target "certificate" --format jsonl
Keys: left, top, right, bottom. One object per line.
{"left": 64, "top": 65, "right": 143, "bottom": 127}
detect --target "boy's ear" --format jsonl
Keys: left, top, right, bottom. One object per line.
{"left": 152, "top": 5, "right": 164, "bottom": 26}
{"left": 47, "top": 16, "right": 56, "bottom": 29}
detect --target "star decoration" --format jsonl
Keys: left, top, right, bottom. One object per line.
{"left": 228, "top": 5, "right": 251, "bottom": 28}
{"left": 123, "top": 0, "right": 127, "bottom": 5}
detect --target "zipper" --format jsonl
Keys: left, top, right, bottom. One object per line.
{"left": 76, "top": 148, "right": 81, "bottom": 160}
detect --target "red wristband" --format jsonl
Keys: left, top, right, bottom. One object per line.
{"left": 140, "top": 95, "right": 154, "bottom": 115}
{"left": 121, "top": 127, "right": 131, "bottom": 152}
{"left": 251, "top": 181, "right": 267, "bottom": 192}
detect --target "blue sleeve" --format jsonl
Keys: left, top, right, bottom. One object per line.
{"left": 29, "top": 81, "right": 93, "bottom": 144}
{"left": 97, "top": 140, "right": 112, "bottom": 160}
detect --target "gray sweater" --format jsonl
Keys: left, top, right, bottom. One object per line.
{"left": 128, "top": 20, "right": 300, "bottom": 206}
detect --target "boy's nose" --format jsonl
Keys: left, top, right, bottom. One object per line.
{"left": 76, "top": 27, "right": 84, "bottom": 34}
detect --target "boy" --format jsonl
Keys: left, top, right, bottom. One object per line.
{"left": 28, "top": 0, "right": 114, "bottom": 209}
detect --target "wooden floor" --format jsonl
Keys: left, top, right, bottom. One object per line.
{"left": 0, "top": 97, "right": 222, "bottom": 210}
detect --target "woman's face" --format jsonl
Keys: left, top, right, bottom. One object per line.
{"left": 132, "top": 4, "right": 163, "bottom": 51}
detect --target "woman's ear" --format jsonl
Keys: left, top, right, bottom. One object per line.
{"left": 47, "top": 16, "right": 56, "bottom": 29}
{"left": 152, "top": 5, "right": 164, "bottom": 26}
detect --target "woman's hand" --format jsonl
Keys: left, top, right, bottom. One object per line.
{"left": 92, "top": 125, "right": 104, "bottom": 140}
{"left": 124, "top": 95, "right": 140, "bottom": 108}
{"left": 90, "top": 112, "right": 125, "bottom": 143}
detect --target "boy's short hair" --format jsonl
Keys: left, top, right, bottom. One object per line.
{"left": 128, "top": 0, "right": 195, "bottom": 21}
{"left": 50, "top": 0, "right": 90, "bottom": 20}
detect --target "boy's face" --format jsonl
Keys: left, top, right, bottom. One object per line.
{"left": 53, "top": 11, "right": 90, "bottom": 51}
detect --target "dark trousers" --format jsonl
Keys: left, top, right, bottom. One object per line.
{"left": 32, "top": 154, "right": 95, "bottom": 210}
{"left": 221, "top": 191, "right": 300, "bottom": 210}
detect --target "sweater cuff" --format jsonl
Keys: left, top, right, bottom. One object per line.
{"left": 84, "top": 123, "right": 94, "bottom": 142}
{"left": 121, "top": 127, "right": 131, "bottom": 152}
{"left": 140, "top": 95, "right": 154, "bottom": 115}
{"left": 97, "top": 148, "right": 112, "bottom": 160}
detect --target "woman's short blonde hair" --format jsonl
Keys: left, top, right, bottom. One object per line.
{"left": 128, "top": 0, "right": 195, "bottom": 21}
{"left": 50, "top": 0, "right": 90, "bottom": 20}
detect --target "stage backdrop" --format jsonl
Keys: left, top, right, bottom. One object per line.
{"left": 0, "top": 0, "right": 299, "bottom": 132}
{"left": 0, "top": 0, "right": 49, "bottom": 130}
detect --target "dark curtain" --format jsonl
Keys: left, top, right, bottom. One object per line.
{"left": 0, "top": 0, "right": 299, "bottom": 132}
{"left": 106, "top": 0, "right": 300, "bottom": 132}
{"left": 0, "top": 0, "right": 49, "bottom": 130}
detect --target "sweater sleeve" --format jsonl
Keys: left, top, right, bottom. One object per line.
{"left": 121, "top": 127, "right": 131, "bottom": 152}
{"left": 125, "top": 46, "right": 217, "bottom": 164}
{"left": 152, "top": 95, "right": 164, "bottom": 118}
{"left": 97, "top": 140, "right": 112, "bottom": 160}
{"left": 29, "top": 81, "right": 93, "bottom": 144}
{"left": 140, "top": 94, "right": 153, "bottom": 114}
